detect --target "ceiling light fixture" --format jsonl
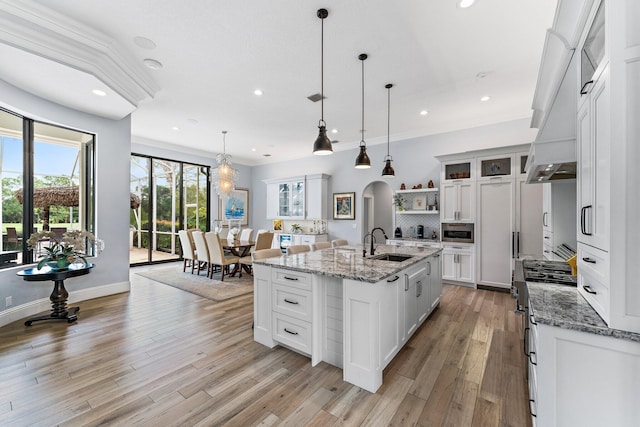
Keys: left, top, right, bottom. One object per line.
{"left": 458, "top": 0, "right": 476, "bottom": 8}
{"left": 382, "top": 83, "right": 395, "bottom": 178}
{"left": 480, "top": 95, "right": 491, "bottom": 102}
{"left": 312, "top": 8, "right": 333, "bottom": 155}
{"left": 212, "top": 131, "right": 239, "bottom": 196}
{"left": 92, "top": 89, "right": 106, "bottom": 97}
{"left": 331, "top": 128, "right": 338, "bottom": 134}
{"left": 143, "top": 58, "right": 163, "bottom": 70}
{"left": 171, "top": 126, "right": 180, "bottom": 131}
{"left": 420, "top": 110, "right": 429, "bottom": 116}
{"left": 355, "top": 53, "right": 371, "bottom": 169}
{"left": 254, "top": 89, "right": 263, "bottom": 96}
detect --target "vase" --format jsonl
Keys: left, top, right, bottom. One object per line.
{"left": 46, "top": 259, "right": 71, "bottom": 270}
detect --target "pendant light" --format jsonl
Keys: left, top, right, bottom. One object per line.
{"left": 382, "top": 83, "right": 395, "bottom": 178}
{"left": 312, "top": 8, "right": 333, "bottom": 155}
{"left": 212, "top": 130, "right": 239, "bottom": 196}
{"left": 354, "top": 53, "right": 371, "bottom": 169}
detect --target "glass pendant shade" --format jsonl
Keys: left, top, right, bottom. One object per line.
{"left": 355, "top": 143, "right": 371, "bottom": 168}
{"left": 212, "top": 131, "right": 239, "bottom": 196}
{"left": 313, "top": 125, "right": 333, "bottom": 155}
{"left": 382, "top": 157, "right": 395, "bottom": 177}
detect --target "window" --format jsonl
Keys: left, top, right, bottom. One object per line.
{"left": 0, "top": 107, "right": 95, "bottom": 267}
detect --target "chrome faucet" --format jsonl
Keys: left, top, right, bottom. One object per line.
{"left": 368, "top": 227, "right": 388, "bottom": 256}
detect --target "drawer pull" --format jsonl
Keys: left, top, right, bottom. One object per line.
{"left": 543, "top": 236, "right": 550, "bottom": 239}
{"left": 529, "top": 314, "right": 537, "bottom": 326}
{"left": 582, "top": 257, "right": 596, "bottom": 264}
{"left": 284, "top": 298, "right": 299, "bottom": 305}
{"left": 284, "top": 328, "right": 298, "bottom": 335}
{"left": 283, "top": 276, "right": 299, "bottom": 281}
{"left": 387, "top": 275, "right": 400, "bottom": 283}
{"left": 529, "top": 351, "right": 537, "bottom": 366}
{"left": 523, "top": 327, "right": 529, "bottom": 357}
{"left": 529, "top": 399, "right": 537, "bottom": 417}
{"left": 583, "top": 285, "right": 597, "bottom": 295}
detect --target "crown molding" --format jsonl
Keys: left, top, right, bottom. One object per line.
{"left": 0, "top": 0, "right": 159, "bottom": 106}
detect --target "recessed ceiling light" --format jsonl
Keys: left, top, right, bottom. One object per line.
{"left": 263, "top": 154, "right": 271, "bottom": 157}
{"left": 134, "top": 36, "right": 157, "bottom": 50}
{"left": 331, "top": 128, "right": 338, "bottom": 134}
{"left": 420, "top": 110, "right": 429, "bottom": 116}
{"left": 480, "top": 95, "right": 491, "bottom": 102}
{"left": 331, "top": 140, "right": 339, "bottom": 144}
{"left": 254, "top": 89, "right": 263, "bottom": 96}
{"left": 172, "top": 126, "right": 180, "bottom": 131}
{"left": 143, "top": 58, "right": 163, "bottom": 70}
{"left": 92, "top": 89, "right": 107, "bottom": 97}
{"left": 457, "top": 0, "right": 475, "bottom": 8}
{"left": 251, "top": 148, "right": 257, "bottom": 152}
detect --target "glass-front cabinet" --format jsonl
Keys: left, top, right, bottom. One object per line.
{"left": 278, "top": 181, "right": 304, "bottom": 218}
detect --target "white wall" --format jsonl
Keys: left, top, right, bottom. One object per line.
{"left": 0, "top": 79, "right": 131, "bottom": 324}
{"left": 250, "top": 118, "right": 537, "bottom": 243}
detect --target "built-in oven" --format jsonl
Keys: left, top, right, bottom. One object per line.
{"left": 441, "top": 223, "right": 474, "bottom": 243}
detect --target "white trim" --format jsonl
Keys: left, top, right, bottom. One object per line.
{"left": 0, "top": 280, "right": 130, "bottom": 327}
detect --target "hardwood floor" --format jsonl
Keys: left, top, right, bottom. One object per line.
{"left": 0, "top": 266, "right": 531, "bottom": 426}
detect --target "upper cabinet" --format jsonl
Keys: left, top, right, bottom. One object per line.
{"left": 443, "top": 160, "right": 473, "bottom": 181}
{"left": 264, "top": 174, "right": 329, "bottom": 220}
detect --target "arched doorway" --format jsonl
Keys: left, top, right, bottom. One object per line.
{"left": 361, "top": 181, "right": 393, "bottom": 241}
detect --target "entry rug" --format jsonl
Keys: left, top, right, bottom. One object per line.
{"left": 136, "top": 266, "right": 253, "bottom": 301}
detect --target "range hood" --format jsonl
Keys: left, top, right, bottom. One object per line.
{"left": 526, "top": 0, "right": 591, "bottom": 184}
{"left": 525, "top": 138, "right": 576, "bottom": 183}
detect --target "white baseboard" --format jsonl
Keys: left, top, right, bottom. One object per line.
{"left": 0, "top": 281, "right": 130, "bottom": 327}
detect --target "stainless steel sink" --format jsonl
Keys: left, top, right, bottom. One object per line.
{"left": 370, "top": 253, "right": 413, "bottom": 262}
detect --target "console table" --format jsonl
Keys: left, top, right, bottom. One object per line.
{"left": 17, "top": 263, "right": 94, "bottom": 326}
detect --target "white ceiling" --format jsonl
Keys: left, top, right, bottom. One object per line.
{"left": 0, "top": 0, "right": 557, "bottom": 166}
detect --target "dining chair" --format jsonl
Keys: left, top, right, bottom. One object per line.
{"left": 331, "top": 239, "right": 348, "bottom": 248}
{"left": 311, "top": 241, "right": 331, "bottom": 251}
{"left": 6, "top": 227, "right": 22, "bottom": 250}
{"left": 239, "top": 232, "right": 274, "bottom": 275}
{"left": 252, "top": 248, "right": 283, "bottom": 261}
{"left": 286, "top": 244, "right": 311, "bottom": 255}
{"left": 206, "top": 232, "right": 239, "bottom": 281}
{"left": 240, "top": 228, "right": 253, "bottom": 242}
{"left": 191, "top": 231, "right": 210, "bottom": 276}
{"left": 178, "top": 230, "right": 197, "bottom": 273}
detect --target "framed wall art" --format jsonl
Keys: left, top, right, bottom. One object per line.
{"left": 333, "top": 192, "right": 355, "bottom": 220}
{"left": 219, "top": 188, "right": 249, "bottom": 226}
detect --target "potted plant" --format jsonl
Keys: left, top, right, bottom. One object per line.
{"left": 291, "top": 224, "right": 303, "bottom": 233}
{"left": 393, "top": 194, "right": 406, "bottom": 211}
{"left": 27, "top": 229, "right": 104, "bottom": 270}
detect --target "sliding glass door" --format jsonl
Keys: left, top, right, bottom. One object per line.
{"left": 130, "top": 154, "right": 210, "bottom": 265}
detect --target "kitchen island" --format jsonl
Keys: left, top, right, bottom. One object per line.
{"left": 252, "top": 244, "right": 442, "bottom": 392}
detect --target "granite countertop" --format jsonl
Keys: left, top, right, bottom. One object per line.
{"left": 527, "top": 282, "right": 640, "bottom": 344}
{"left": 388, "top": 237, "right": 441, "bottom": 244}
{"left": 253, "top": 244, "right": 442, "bottom": 283}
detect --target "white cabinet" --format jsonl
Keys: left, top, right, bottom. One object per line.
{"left": 477, "top": 177, "right": 515, "bottom": 288}
{"left": 426, "top": 253, "right": 442, "bottom": 315}
{"left": 402, "top": 266, "right": 422, "bottom": 342}
{"left": 529, "top": 306, "right": 640, "bottom": 426}
{"left": 577, "top": 65, "right": 610, "bottom": 251}
{"left": 264, "top": 174, "right": 329, "bottom": 220}
{"left": 441, "top": 181, "right": 474, "bottom": 222}
{"left": 442, "top": 244, "right": 474, "bottom": 285}
{"left": 292, "top": 233, "right": 328, "bottom": 246}
{"left": 476, "top": 151, "right": 543, "bottom": 288}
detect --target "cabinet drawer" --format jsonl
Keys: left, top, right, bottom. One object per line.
{"left": 272, "top": 283, "right": 312, "bottom": 321}
{"left": 272, "top": 269, "right": 312, "bottom": 290}
{"left": 272, "top": 312, "right": 312, "bottom": 355}
{"left": 577, "top": 244, "right": 609, "bottom": 285}
{"left": 578, "top": 272, "right": 610, "bottom": 324}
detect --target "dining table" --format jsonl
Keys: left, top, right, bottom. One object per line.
{"left": 222, "top": 239, "right": 254, "bottom": 277}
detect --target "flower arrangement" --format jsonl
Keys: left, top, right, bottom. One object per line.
{"left": 229, "top": 227, "right": 240, "bottom": 243}
{"left": 393, "top": 194, "right": 406, "bottom": 211}
{"left": 291, "top": 223, "right": 303, "bottom": 233}
{"left": 27, "top": 229, "right": 104, "bottom": 270}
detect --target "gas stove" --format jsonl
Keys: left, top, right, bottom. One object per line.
{"left": 522, "top": 259, "right": 576, "bottom": 286}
